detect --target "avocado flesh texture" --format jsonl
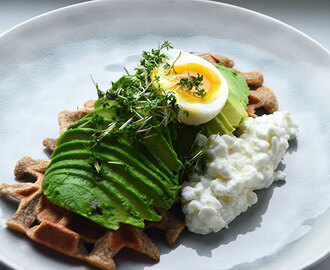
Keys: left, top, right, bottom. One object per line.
{"left": 119, "top": 138, "right": 175, "bottom": 181}
{"left": 203, "top": 64, "right": 249, "bottom": 136}
{"left": 48, "top": 148, "right": 173, "bottom": 208}
{"left": 54, "top": 137, "right": 175, "bottom": 186}
{"left": 92, "top": 144, "right": 175, "bottom": 198}
{"left": 43, "top": 107, "right": 181, "bottom": 230}
{"left": 44, "top": 172, "right": 144, "bottom": 229}
{"left": 134, "top": 142, "right": 174, "bottom": 180}
{"left": 204, "top": 112, "right": 234, "bottom": 136}
{"left": 44, "top": 159, "right": 160, "bottom": 221}
{"left": 43, "top": 173, "right": 120, "bottom": 229}
{"left": 53, "top": 140, "right": 174, "bottom": 195}
{"left": 56, "top": 129, "right": 176, "bottom": 181}
{"left": 221, "top": 96, "right": 248, "bottom": 128}
{"left": 99, "top": 166, "right": 161, "bottom": 221}
{"left": 143, "top": 126, "right": 182, "bottom": 172}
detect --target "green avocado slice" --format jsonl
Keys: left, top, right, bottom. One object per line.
{"left": 99, "top": 166, "right": 161, "bottom": 221}
{"left": 143, "top": 127, "right": 182, "bottom": 172}
{"left": 44, "top": 159, "right": 92, "bottom": 177}
{"left": 119, "top": 139, "right": 175, "bottom": 180}
{"left": 48, "top": 148, "right": 170, "bottom": 203}
{"left": 202, "top": 64, "right": 249, "bottom": 135}
{"left": 45, "top": 159, "right": 161, "bottom": 222}
{"left": 93, "top": 150, "right": 175, "bottom": 200}
{"left": 55, "top": 130, "right": 176, "bottom": 183}
{"left": 94, "top": 142, "right": 173, "bottom": 184}
{"left": 43, "top": 173, "right": 120, "bottom": 229}
{"left": 43, "top": 123, "right": 180, "bottom": 229}
{"left": 53, "top": 139, "right": 174, "bottom": 186}
{"left": 116, "top": 137, "right": 175, "bottom": 180}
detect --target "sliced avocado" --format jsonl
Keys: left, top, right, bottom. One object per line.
{"left": 45, "top": 159, "right": 161, "bottom": 222}
{"left": 52, "top": 140, "right": 91, "bottom": 158}
{"left": 56, "top": 129, "right": 176, "bottom": 182}
{"left": 44, "top": 168, "right": 95, "bottom": 183}
{"left": 44, "top": 165, "right": 152, "bottom": 228}
{"left": 56, "top": 128, "right": 95, "bottom": 146}
{"left": 92, "top": 145, "right": 175, "bottom": 199}
{"left": 53, "top": 136, "right": 176, "bottom": 198}
{"left": 116, "top": 137, "right": 175, "bottom": 182}
{"left": 214, "top": 64, "right": 249, "bottom": 105}
{"left": 135, "top": 142, "right": 174, "bottom": 180}
{"left": 217, "top": 112, "right": 235, "bottom": 132}
{"left": 143, "top": 127, "right": 182, "bottom": 172}
{"left": 100, "top": 166, "right": 161, "bottom": 221}
{"left": 51, "top": 147, "right": 170, "bottom": 200}
{"left": 49, "top": 149, "right": 92, "bottom": 165}
{"left": 86, "top": 107, "right": 117, "bottom": 120}
{"left": 43, "top": 173, "right": 120, "bottom": 229}
{"left": 222, "top": 95, "right": 248, "bottom": 128}
{"left": 44, "top": 159, "right": 92, "bottom": 177}
{"left": 44, "top": 88, "right": 181, "bottom": 230}
{"left": 93, "top": 97, "right": 117, "bottom": 110}
{"left": 202, "top": 64, "right": 249, "bottom": 135}
{"left": 162, "top": 126, "right": 173, "bottom": 148}
{"left": 67, "top": 107, "right": 116, "bottom": 130}
{"left": 96, "top": 180, "right": 145, "bottom": 227}
{"left": 54, "top": 138, "right": 174, "bottom": 189}
{"left": 104, "top": 161, "right": 173, "bottom": 208}
{"left": 204, "top": 112, "right": 235, "bottom": 136}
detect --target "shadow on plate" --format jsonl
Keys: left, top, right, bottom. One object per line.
{"left": 288, "top": 138, "right": 298, "bottom": 154}
{"left": 0, "top": 195, "right": 20, "bottom": 216}
{"left": 43, "top": 148, "right": 53, "bottom": 159}
{"left": 104, "top": 54, "right": 141, "bottom": 73}
{"left": 114, "top": 248, "right": 159, "bottom": 270}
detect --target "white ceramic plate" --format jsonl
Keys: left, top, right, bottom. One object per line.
{"left": 0, "top": 0, "right": 329, "bottom": 269}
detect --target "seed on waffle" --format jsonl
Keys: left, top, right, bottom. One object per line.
{"left": 0, "top": 157, "right": 186, "bottom": 270}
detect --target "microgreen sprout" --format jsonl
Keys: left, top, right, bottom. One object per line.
{"left": 178, "top": 72, "right": 207, "bottom": 98}
{"left": 94, "top": 41, "right": 181, "bottom": 142}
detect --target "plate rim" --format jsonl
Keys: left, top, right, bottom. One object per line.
{"left": 0, "top": 0, "right": 329, "bottom": 55}
{"left": 0, "top": 0, "right": 329, "bottom": 269}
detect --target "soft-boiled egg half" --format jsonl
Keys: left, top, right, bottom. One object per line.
{"left": 152, "top": 49, "right": 229, "bottom": 126}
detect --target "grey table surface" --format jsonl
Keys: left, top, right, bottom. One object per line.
{"left": 0, "top": 0, "right": 329, "bottom": 270}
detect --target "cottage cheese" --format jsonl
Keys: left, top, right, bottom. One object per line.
{"left": 181, "top": 111, "right": 299, "bottom": 234}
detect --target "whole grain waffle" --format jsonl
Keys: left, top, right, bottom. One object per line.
{"left": 0, "top": 156, "right": 186, "bottom": 270}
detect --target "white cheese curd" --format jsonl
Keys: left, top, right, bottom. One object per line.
{"left": 181, "top": 111, "right": 299, "bottom": 234}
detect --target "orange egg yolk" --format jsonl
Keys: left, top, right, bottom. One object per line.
{"left": 171, "top": 63, "right": 221, "bottom": 104}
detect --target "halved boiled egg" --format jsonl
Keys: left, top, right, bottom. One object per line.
{"left": 152, "top": 49, "right": 228, "bottom": 126}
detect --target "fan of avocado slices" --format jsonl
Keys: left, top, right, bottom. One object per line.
{"left": 42, "top": 43, "right": 249, "bottom": 230}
